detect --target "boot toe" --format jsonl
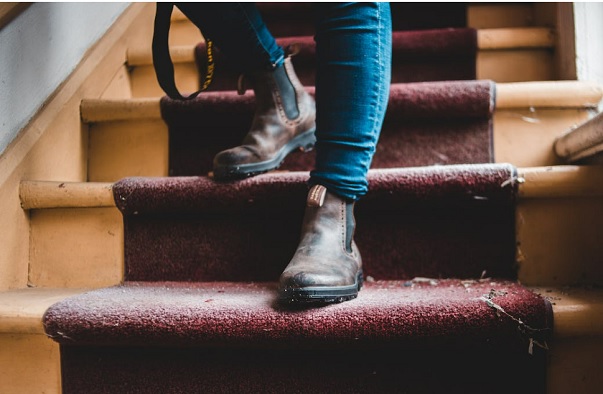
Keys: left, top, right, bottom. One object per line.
{"left": 213, "top": 146, "right": 257, "bottom": 167}
{"left": 280, "top": 269, "right": 355, "bottom": 289}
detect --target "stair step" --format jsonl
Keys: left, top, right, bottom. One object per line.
{"left": 127, "top": 27, "right": 555, "bottom": 97}
{"left": 0, "top": 288, "right": 88, "bottom": 394}
{"left": 19, "top": 165, "right": 603, "bottom": 289}
{"left": 83, "top": 81, "right": 603, "bottom": 123}
{"left": 42, "top": 279, "right": 551, "bottom": 393}
{"left": 171, "top": 4, "right": 542, "bottom": 41}
{"left": 131, "top": 27, "right": 554, "bottom": 66}
{"left": 42, "top": 280, "right": 551, "bottom": 348}
{"left": 20, "top": 165, "right": 603, "bottom": 210}
{"left": 80, "top": 81, "right": 602, "bottom": 182}
{"left": 164, "top": 80, "right": 494, "bottom": 176}
{"left": 3, "top": 284, "right": 602, "bottom": 394}
{"left": 112, "top": 165, "right": 517, "bottom": 282}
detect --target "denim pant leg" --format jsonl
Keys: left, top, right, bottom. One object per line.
{"left": 176, "top": 2, "right": 284, "bottom": 73}
{"left": 310, "top": 3, "right": 393, "bottom": 201}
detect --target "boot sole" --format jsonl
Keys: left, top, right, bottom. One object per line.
{"left": 278, "top": 270, "right": 364, "bottom": 305}
{"left": 212, "top": 128, "right": 316, "bottom": 181}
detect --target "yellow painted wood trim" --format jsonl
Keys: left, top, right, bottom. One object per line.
{"left": 0, "top": 2, "right": 31, "bottom": 30}
{"left": 0, "top": 288, "right": 88, "bottom": 334}
{"left": 0, "top": 3, "right": 154, "bottom": 290}
{"left": 81, "top": 81, "right": 603, "bottom": 123}
{"left": 126, "top": 28, "right": 556, "bottom": 67}
{"left": 1, "top": 286, "right": 600, "bottom": 339}
{"left": 19, "top": 181, "right": 115, "bottom": 209}
{"left": 518, "top": 165, "right": 603, "bottom": 198}
{"left": 127, "top": 45, "right": 196, "bottom": 67}
{"left": 21, "top": 165, "right": 603, "bottom": 208}
{"left": 81, "top": 97, "right": 161, "bottom": 122}
{"left": 531, "top": 287, "right": 603, "bottom": 339}
{"left": 496, "top": 81, "right": 603, "bottom": 109}
{"left": 477, "top": 28, "right": 555, "bottom": 50}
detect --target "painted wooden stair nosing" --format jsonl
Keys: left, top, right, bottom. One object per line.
{"left": 3, "top": 285, "right": 601, "bottom": 339}
{"left": 127, "top": 27, "right": 556, "bottom": 68}
{"left": 19, "top": 165, "right": 603, "bottom": 210}
{"left": 80, "top": 81, "right": 603, "bottom": 124}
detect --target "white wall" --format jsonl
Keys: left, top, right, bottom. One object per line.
{"left": 0, "top": 2, "right": 129, "bottom": 154}
{"left": 574, "top": 2, "right": 603, "bottom": 110}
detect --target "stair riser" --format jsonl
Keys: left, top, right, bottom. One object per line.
{"left": 29, "top": 208, "right": 123, "bottom": 289}
{"left": 129, "top": 48, "right": 553, "bottom": 97}
{"left": 0, "top": 334, "right": 60, "bottom": 394}
{"left": 86, "top": 108, "right": 593, "bottom": 182}
{"left": 494, "top": 108, "right": 594, "bottom": 167}
{"left": 88, "top": 120, "right": 169, "bottom": 182}
{"left": 58, "top": 344, "right": 545, "bottom": 394}
{"left": 477, "top": 50, "right": 554, "bottom": 82}
{"left": 518, "top": 197, "right": 603, "bottom": 286}
{"left": 163, "top": 81, "right": 494, "bottom": 177}
{"left": 122, "top": 202, "right": 515, "bottom": 282}
{"left": 170, "top": 4, "right": 539, "bottom": 47}
{"left": 548, "top": 338, "right": 603, "bottom": 394}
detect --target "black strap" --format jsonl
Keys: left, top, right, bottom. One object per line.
{"left": 152, "top": 3, "right": 214, "bottom": 100}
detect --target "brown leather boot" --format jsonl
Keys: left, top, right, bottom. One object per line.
{"left": 279, "top": 184, "right": 363, "bottom": 304}
{"left": 213, "top": 57, "right": 316, "bottom": 180}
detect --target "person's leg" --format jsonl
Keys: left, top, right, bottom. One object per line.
{"left": 279, "top": 3, "right": 392, "bottom": 304}
{"left": 311, "top": 2, "right": 393, "bottom": 200}
{"left": 174, "top": 3, "right": 316, "bottom": 179}
{"left": 176, "top": 2, "right": 283, "bottom": 73}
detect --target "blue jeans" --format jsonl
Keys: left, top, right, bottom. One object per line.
{"left": 177, "top": 3, "right": 392, "bottom": 200}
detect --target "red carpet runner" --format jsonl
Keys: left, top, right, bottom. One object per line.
{"left": 42, "top": 3, "right": 552, "bottom": 393}
{"left": 195, "top": 29, "right": 478, "bottom": 91}
{"left": 164, "top": 81, "right": 495, "bottom": 176}
{"left": 45, "top": 280, "right": 551, "bottom": 393}
{"left": 114, "top": 165, "right": 516, "bottom": 282}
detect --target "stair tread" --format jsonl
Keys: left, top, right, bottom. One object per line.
{"left": 80, "top": 81, "right": 603, "bottom": 124}
{"left": 128, "top": 27, "right": 556, "bottom": 67}
{"left": 0, "top": 288, "right": 89, "bottom": 334}
{"left": 112, "top": 164, "right": 515, "bottom": 215}
{"left": 19, "top": 165, "right": 603, "bottom": 210}
{"left": 43, "top": 279, "right": 551, "bottom": 350}
{"left": 4, "top": 284, "right": 602, "bottom": 338}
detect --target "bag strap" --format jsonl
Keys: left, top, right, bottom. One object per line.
{"left": 152, "top": 3, "right": 214, "bottom": 100}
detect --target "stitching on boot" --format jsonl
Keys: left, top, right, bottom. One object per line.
{"left": 272, "top": 83, "right": 300, "bottom": 127}
{"left": 340, "top": 201, "right": 346, "bottom": 253}
{"left": 282, "top": 59, "right": 305, "bottom": 125}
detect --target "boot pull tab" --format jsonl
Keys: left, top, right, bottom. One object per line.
{"left": 307, "top": 185, "right": 327, "bottom": 207}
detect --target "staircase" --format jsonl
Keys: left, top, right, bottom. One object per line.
{"left": 2, "top": 3, "right": 603, "bottom": 393}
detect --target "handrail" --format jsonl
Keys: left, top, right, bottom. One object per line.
{"left": 554, "top": 112, "right": 603, "bottom": 163}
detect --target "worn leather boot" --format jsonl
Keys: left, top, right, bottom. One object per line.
{"left": 213, "top": 57, "right": 316, "bottom": 180}
{"left": 279, "top": 184, "right": 363, "bottom": 304}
